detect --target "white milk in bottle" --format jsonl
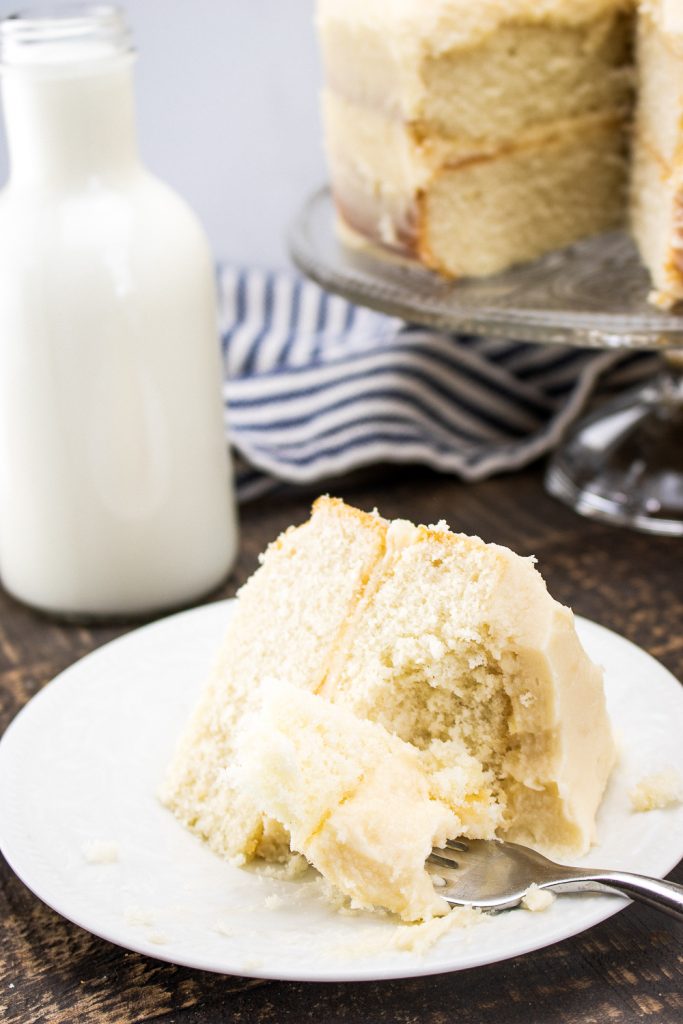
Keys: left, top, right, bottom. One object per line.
{"left": 0, "top": 5, "right": 238, "bottom": 618}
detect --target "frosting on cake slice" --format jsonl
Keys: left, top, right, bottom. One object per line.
{"left": 163, "top": 498, "right": 616, "bottom": 920}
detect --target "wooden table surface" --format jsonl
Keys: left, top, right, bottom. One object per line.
{"left": 1, "top": 464, "right": 682, "bottom": 1024}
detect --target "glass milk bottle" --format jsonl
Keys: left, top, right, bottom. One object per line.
{"left": 0, "top": 6, "right": 238, "bottom": 619}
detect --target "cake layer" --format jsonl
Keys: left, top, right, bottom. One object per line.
{"left": 320, "top": 8, "right": 633, "bottom": 142}
{"left": 325, "top": 91, "right": 628, "bottom": 276}
{"left": 421, "top": 122, "right": 628, "bottom": 276}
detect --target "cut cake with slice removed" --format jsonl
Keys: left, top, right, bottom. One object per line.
{"left": 317, "top": 0, "right": 633, "bottom": 277}
{"left": 162, "top": 497, "right": 616, "bottom": 920}
{"left": 316, "top": 0, "right": 683, "bottom": 307}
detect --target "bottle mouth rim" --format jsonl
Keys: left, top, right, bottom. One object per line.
{"left": 0, "top": 4, "right": 133, "bottom": 68}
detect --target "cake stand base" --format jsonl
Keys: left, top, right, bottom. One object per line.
{"left": 545, "top": 366, "right": 683, "bottom": 536}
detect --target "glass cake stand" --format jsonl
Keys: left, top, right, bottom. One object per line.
{"left": 288, "top": 187, "right": 683, "bottom": 536}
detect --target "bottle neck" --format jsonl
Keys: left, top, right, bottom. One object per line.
{"left": 2, "top": 56, "right": 141, "bottom": 188}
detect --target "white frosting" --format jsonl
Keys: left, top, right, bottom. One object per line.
{"left": 318, "top": 0, "right": 633, "bottom": 55}
{"left": 660, "top": 0, "right": 683, "bottom": 34}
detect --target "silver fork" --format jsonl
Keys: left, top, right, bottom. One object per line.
{"left": 428, "top": 839, "right": 683, "bottom": 920}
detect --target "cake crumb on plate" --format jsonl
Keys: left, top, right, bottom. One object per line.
{"left": 81, "top": 840, "right": 119, "bottom": 864}
{"left": 521, "top": 884, "right": 556, "bottom": 912}
{"left": 630, "top": 769, "right": 682, "bottom": 812}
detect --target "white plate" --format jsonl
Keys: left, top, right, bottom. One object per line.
{"left": 1, "top": 601, "right": 682, "bottom": 982}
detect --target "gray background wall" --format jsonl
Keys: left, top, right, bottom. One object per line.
{"left": 0, "top": 0, "right": 324, "bottom": 267}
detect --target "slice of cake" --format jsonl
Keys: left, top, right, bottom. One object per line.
{"left": 630, "top": 0, "right": 683, "bottom": 307}
{"left": 317, "top": 0, "right": 633, "bottom": 277}
{"left": 163, "top": 498, "right": 616, "bottom": 920}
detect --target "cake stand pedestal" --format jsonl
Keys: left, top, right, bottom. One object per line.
{"left": 289, "top": 187, "right": 683, "bottom": 537}
{"left": 545, "top": 357, "right": 683, "bottom": 536}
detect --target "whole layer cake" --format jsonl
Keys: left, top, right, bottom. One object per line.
{"left": 163, "top": 498, "right": 615, "bottom": 922}
{"left": 318, "top": 0, "right": 683, "bottom": 307}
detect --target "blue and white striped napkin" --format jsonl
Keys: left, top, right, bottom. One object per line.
{"left": 219, "top": 267, "right": 659, "bottom": 503}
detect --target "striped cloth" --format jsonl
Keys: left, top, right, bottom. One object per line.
{"left": 219, "top": 267, "right": 659, "bottom": 503}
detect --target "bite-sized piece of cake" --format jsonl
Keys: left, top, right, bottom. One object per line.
{"left": 630, "top": 0, "right": 683, "bottom": 308}
{"left": 317, "top": 0, "right": 634, "bottom": 277}
{"left": 163, "top": 498, "right": 615, "bottom": 921}
{"left": 235, "top": 682, "right": 500, "bottom": 922}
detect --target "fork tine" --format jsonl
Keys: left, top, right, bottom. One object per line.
{"left": 446, "top": 839, "right": 469, "bottom": 852}
{"left": 428, "top": 852, "right": 460, "bottom": 870}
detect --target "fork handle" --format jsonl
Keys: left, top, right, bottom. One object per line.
{"left": 550, "top": 871, "right": 683, "bottom": 921}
